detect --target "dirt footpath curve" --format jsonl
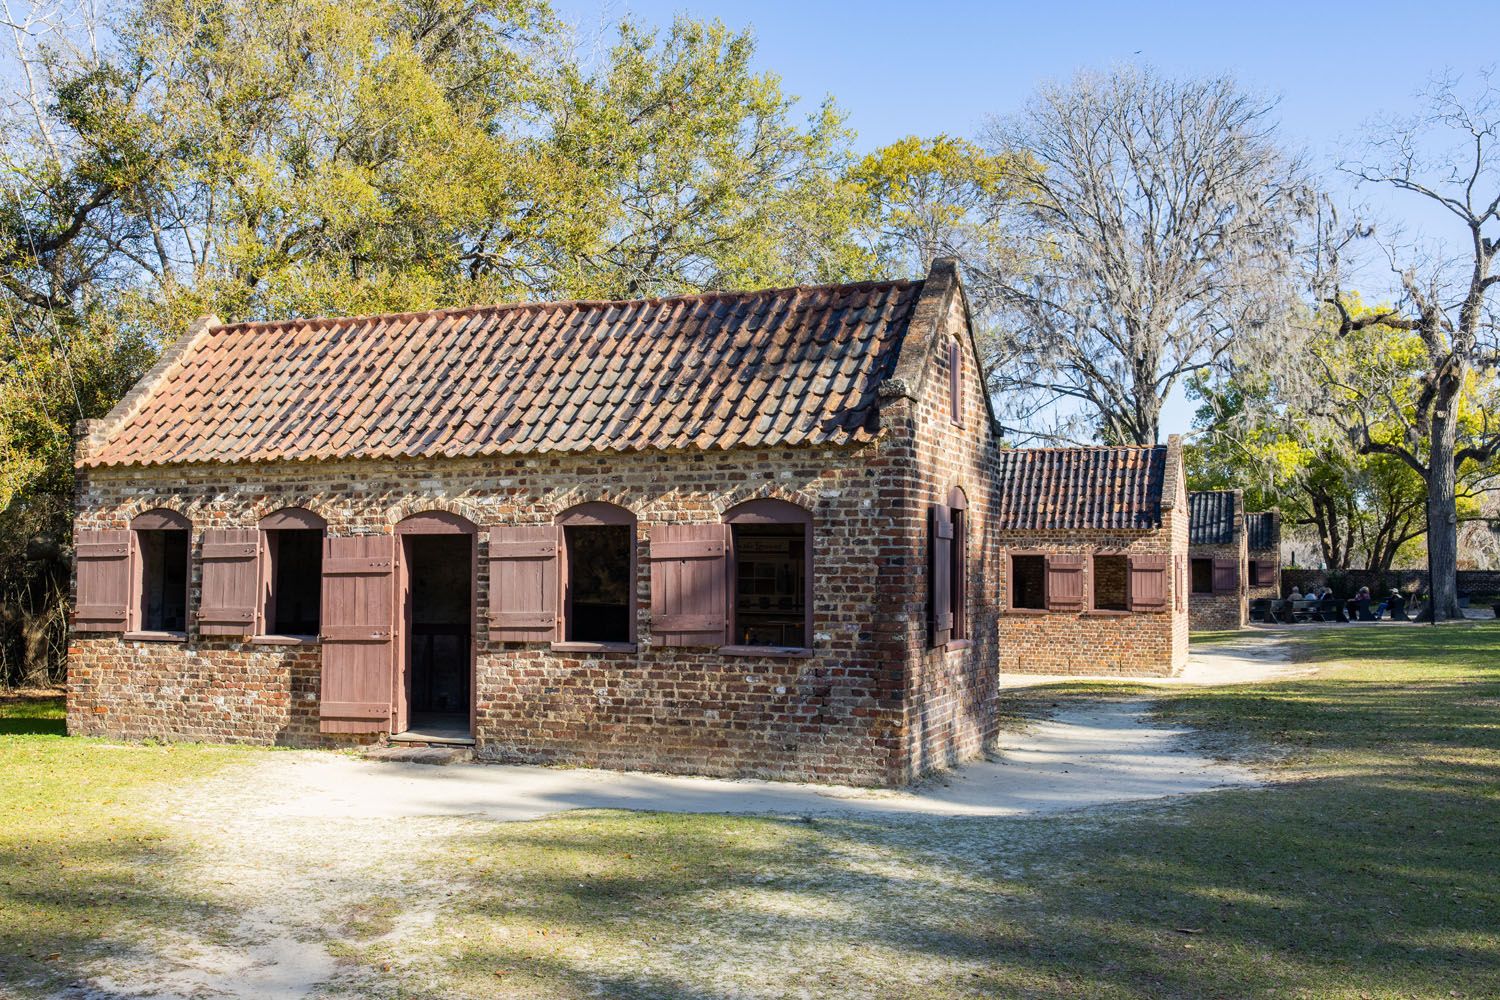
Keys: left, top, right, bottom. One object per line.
{"left": 58, "top": 638, "right": 1289, "bottom": 1000}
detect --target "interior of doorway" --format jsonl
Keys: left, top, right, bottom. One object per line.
{"left": 402, "top": 534, "right": 472, "bottom": 739}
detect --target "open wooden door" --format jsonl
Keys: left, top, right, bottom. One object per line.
{"left": 319, "top": 534, "right": 395, "bottom": 734}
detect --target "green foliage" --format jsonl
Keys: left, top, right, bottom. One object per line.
{"left": 1191, "top": 300, "right": 1496, "bottom": 571}
{"left": 0, "top": 4, "right": 892, "bottom": 685}
{"left": 847, "top": 133, "right": 1029, "bottom": 281}
{"left": 536, "top": 17, "right": 874, "bottom": 298}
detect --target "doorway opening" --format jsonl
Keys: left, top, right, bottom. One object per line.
{"left": 402, "top": 534, "right": 473, "bottom": 739}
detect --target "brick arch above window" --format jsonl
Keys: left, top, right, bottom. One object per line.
{"left": 713, "top": 483, "right": 819, "bottom": 518}
{"left": 131, "top": 507, "right": 191, "bottom": 530}
{"left": 948, "top": 485, "right": 968, "bottom": 510}
{"left": 723, "top": 498, "right": 814, "bottom": 524}
{"left": 247, "top": 496, "right": 338, "bottom": 526}
{"left": 394, "top": 509, "right": 477, "bottom": 535}
{"left": 258, "top": 506, "right": 327, "bottom": 531}
{"left": 555, "top": 501, "right": 636, "bottom": 526}
{"left": 546, "top": 490, "right": 641, "bottom": 522}
{"left": 115, "top": 498, "right": 194, "bottom": 527}
{"left": 382, "top": 497, "right": 483, "bottom": 530}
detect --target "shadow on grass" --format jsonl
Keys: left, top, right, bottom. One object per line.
{"left": 0, "top": 834, "right": 235, "bottom": 995}
{"left": 0, "top": 694, "right": 65, "bottom": 736}
{"left": 397, "top": 627, "right": 1500, "bottom": 999}
{"left": 422, "top": 769, "right": 1500, "bottom": 999}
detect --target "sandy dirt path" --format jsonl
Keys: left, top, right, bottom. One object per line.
{"left": 59, "top": 650, "right": 1277, "bottom": 999}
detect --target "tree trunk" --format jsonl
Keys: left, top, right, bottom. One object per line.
{"left": 1426, "top": 412, "right": 1462, "bottom": 621}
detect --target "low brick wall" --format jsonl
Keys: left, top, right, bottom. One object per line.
{"left": 1280, "top": 569, "right": 1500, "bottom": 599}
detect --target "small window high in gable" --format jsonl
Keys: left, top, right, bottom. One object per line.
{"left": 131, "top": 509, "right": 190, "bottom": 635}
{"left": 259, "top": 508, "right": 327, "bottom": 638}
{"left": 948, "top": 337, "right": 963, "bottom": 426}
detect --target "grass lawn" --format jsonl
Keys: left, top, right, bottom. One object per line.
{"left": 3, "top": 626, "right": 1497, "bottom": 998}
{"left": 346, "top": 625, "right": 1500, "bottom": 999}
{"left": 0, "top": 693, "right": 257, "bottom": 993}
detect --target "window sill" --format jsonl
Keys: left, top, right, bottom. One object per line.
{"left": 945, "top": 639, "right": 973, "bottom": 651}
{"left": 718, "top": 645, "right": 814, "bottom": 658}
{"left": 124, "top": 630, "right": 187, "bottom": 643}
{"left": 1003, "top": 608, "right": 1049, "bottom": 616}
{"left": 550, "top": 641, "right": 637, "bottom": 654}
{"left": 1084, "top": 609, "right": 1130, "bottom": 618}
{"left": 253, "top": 634, "right": 320, "bottom": 646}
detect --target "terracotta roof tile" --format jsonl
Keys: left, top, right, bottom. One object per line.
{"left": 994, "top": 445, "right": 1168, "bottom": 531}
{"left": 84, "top": 279, "right": 923, "bottom": 468}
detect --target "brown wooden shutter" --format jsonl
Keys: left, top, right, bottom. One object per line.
{"left": 488, "top": 525, "right": 558, "bottom": 641}
{"left": 1251, "top": 560, "right": 1277, "bottom": 588}
{"left": 1045, "top": 553, "right": 1086, "bottom": 611}
{"left": 929, "top": 505, "right": 953, "bottom": 645}
{"left": 650, "top": 524, "right": 727, "bottom": 646}
{"left": 319, "top": 534, "right": 395, "bottom": 733}
{"left": 1212, "top": 557, "right": 1239, "bottom": 594}
{"left": 74, "top": 528, "right": 130, "bottom": 631}
{"left": 199, "top": 528, "right": 259, "bottom": 636}
{"left": 1129, "top": 554, "right": 1169, "bottom": 611}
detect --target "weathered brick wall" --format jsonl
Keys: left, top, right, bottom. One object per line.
{"left": 70, "top": 443, "right": 913, "bottom": 785}
{"left": 887, "top": 282, "right": 1003, "bottom": 781}
{"left": 995, "top": 442, "right": 1190, "bottom": 678}
{"left": 1188, "top": 539, "right": 1248, "bottom": 631}
{"left": 996, "top": 529, "right": 1188, "bottom": 677}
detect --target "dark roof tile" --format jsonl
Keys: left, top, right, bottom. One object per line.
{"left": 994, "top": 446, "right": 1168, "bottom": 531}
{"left": 1189, "top": 491, "right": 1240, "bottom": 546}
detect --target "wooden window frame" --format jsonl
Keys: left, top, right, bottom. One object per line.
{"left": 1005, "top": 549, "right": 1049, "bottom": 615}
{"left": 1086, "top": 550, "right": 1131, "bottom": 616}
{"left": 1189, "top": 556, "right": 1214, "bottom": 595}
{"left": 554, "top": 501, "right": 637, "bottom": 653}
{"left": 723, "top": 499, "right": 814, "bottom": 656}
{"left": 948, "top": 487, "right": 969, "bottom": 647}
{"left": 257, "top": 507, "right": 327, "bottom": 642}
{"left": 127, "top": 508, "right": 191, "bottom": 640}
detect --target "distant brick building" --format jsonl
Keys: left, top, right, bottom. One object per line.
{"left": 1188, "top": 490, "right": 1248, "bottom": 630}
{"left": 1245, "top": 510, "right": 1282, "bottom": 601}
{"left": 994, "top": 441, "right": 1191, "bottom": 676}
{"left": 68, "top": 259, "right": 1191, "bottom": 786}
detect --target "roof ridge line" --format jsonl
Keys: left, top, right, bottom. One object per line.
{"left": 210, "top": 277, "right": 925, "bottom": 333}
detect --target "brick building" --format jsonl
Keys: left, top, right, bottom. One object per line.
{"left": 994, "top": 441, "right": 1191, "bottom": 677}
{"left": 1188, "top": 490, "right": 1248, "bottom": 630}
{"left": 1245, "top": 510, "right": 1283, "bottom": 600}
{"left": 68, "top": 259, "right": 1191, "bottom": 786}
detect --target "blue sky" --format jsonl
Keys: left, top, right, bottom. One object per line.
{"left": 554, "top": 0, "right": 1499, "bottom": 437}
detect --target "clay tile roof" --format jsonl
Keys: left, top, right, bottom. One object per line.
{"left": 993, "top": 445, "right": 1167, "bottom": 531}
{"left": 1245, "top": 511, "right": 1278, "bottom": 551}
{"left": 1189, "top": 491, "right": 1239, "bottom": 546}
{"left": 82, "top": 278, "right": 923, "bottom": 468}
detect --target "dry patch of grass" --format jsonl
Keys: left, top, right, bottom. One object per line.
{"left": 0, "top": 693, "right": 258, "bottom": 995}
{"left": 339, "top": 627, "right": 1500, "bottom": 999}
